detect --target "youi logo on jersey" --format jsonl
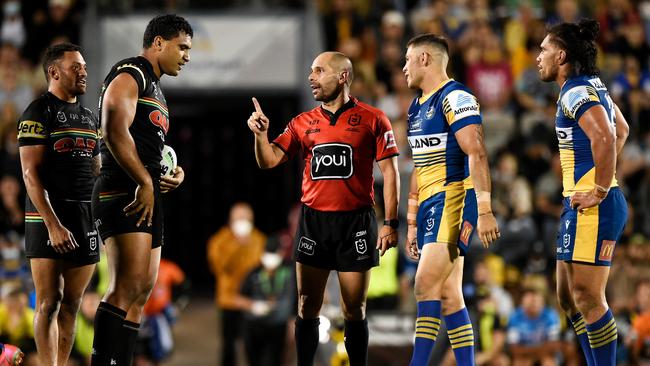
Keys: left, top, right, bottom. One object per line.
{"left": 310, "top": 143, "right": 353, "bottom": 180}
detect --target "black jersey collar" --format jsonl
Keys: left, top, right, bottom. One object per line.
{"left": 320, "top": 97, "right": 356, "bottom": 126}
{"left": 46, "top": 91, "right": 79, "bottom": 106}
{"left": 137, "top": 56, "right": 159, "bottom": 81}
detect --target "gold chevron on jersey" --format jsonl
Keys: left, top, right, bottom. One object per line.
{"left": 413, "top": 150, "right": 446, "bottom": 167}
{"left": 117, "top": 63, "right": 146, "bottom": 90}
{"left": 561, "top": 85, "right": 600, "bottom": 119}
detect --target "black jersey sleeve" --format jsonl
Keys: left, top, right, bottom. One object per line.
{"left": 17, "top": 97, "right": 50, "bottom": 146}
{"left": 87, "top": 108, "right": 100, "bottom": 157}
{"left": 113, "top": 61, "right": 148, "bottom": 96}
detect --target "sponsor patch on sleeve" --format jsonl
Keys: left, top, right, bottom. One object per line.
{"left": 384, "top": 130, "right": 396, "bottom": 149}
{"left": 560, "top": 85, "right": 600, "bottom": 119}
{"left": 17, "top": 120, "right": 48, "bottom": 139}
{"left": 443, "top": 90, "right": 480, "bottom": 124}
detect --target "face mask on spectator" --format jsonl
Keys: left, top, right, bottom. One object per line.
{"left": 3, "top": 1, "right": 20, "bottom": 17}
{"left": 261, "top": 253, "right": 282, "bottom": 270}
{"left": 1, "top": 246, "right": 20, "bottom": 260}
{"left": 231, "top": 219, "right": 252, "bottom": 237}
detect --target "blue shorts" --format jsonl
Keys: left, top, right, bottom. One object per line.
{"left": 556, "top": 187, "right": 627, "bottom": 266}
{"left": 417, "top": 188, "right": 477, "bottom": 256}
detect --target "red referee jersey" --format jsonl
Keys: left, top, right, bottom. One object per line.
{"left": 273, "top": 97, "right": 399, "bottom": 212}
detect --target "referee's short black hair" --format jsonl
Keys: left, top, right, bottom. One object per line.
{"left": 42, "top": 42, "right": 82, "bottom": 81}
{"left": 407, "top": 33, "right": 449, "bottom": 56}
{"left": 143, "top": 14, "right": 194, "bottom": 49}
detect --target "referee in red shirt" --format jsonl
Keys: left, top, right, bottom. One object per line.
{"left": 247, "top": 51, "right": 400, "bottom": 366}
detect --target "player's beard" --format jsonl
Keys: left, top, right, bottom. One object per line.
{"left": 316, "top": 83, "right": 344, "bottom": 103}
{"left": 69, "top": 78, "right": 86, "bottom": 96}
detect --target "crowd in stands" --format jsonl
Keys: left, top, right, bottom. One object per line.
{"left": 1, "top": 0, "right": 650, "bottom": 365}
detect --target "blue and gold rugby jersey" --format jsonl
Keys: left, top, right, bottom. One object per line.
{"left": 556, "top": 75, "right": 618, "bottom": 197}
{"left": 407, "top": 79, "right": 482, "bottom": 203}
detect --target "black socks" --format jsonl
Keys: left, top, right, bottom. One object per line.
{"left": 295, "top": 316, "right": 320, "bottom": 366}
{"left": 91, "top": 302, "right": 126, "bottom": 365}
{"left": 344, "top": 319, "right": 369, "bottom": 366}
{"left": 121, "top": 320, "right": 140, "bottom": 366}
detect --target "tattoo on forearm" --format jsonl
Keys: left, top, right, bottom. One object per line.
{"left": 475, "top": 125, "right": 484, "bottom": 145}
{"left": 92, "top": 158, "right": 101, "bottom": 177}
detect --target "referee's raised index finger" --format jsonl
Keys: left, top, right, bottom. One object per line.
{"left": 252, "top": 97, "right": 263, "bottom": 113}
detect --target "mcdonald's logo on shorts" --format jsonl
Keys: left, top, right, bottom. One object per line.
{"left": 460, "top": 221, "right": 473, "bottom": 245}
{"left": 598, "top": 240, "right": 616, "bottom": 261}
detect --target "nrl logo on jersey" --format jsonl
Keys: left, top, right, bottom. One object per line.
{"left": 425, "top": 105, "right": 434, "bottom": 119}
{"left": 56, "top": 111, "right": 68, "bottom": 124}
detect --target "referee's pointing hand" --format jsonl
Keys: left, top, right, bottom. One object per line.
{"left": 248, "top": 97, "right": 269, "bottom": 134}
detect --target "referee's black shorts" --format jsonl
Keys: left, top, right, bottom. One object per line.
{"left": 25, "top": 199, "right": 99, "bottom": 265}
{"left": 294, "top": 204, "right": 378, "bottom": 272}
{"left": 91, "top": 173, "right": 164, "bottom": 248}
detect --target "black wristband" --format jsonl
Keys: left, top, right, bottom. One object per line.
{"left": 384, "top": 219, "right": 399, "bottom": 229}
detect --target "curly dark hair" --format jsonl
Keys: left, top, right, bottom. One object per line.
{"left": 143, "top": 14, "right": 193, "bottom": 49}
{"left": 42, "top": 42, "right": 82, "bottom": 81}
{"left": 547, "top": 19, "right": 600, "bottom": 76}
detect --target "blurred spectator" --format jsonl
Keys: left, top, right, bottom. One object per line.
{"left": 465, "top": 32, "right": 513, "bottom": 112}
{"left": 270, "top": 203, "right": 301, "bottom": 261}
{"left": 239, "top": 237, "right": 295, "bottom": 366}
{"left": 206, "top": 202, "right": 265, "bottom": 366}
{"left": 507, "top": 286, "right": 562, "bottom": 366}
{"left": 504, "top": 2, "right": 543, "bottom": 78}
{"left": 465, "top": 257, "right": 514, "bottom": 321}
{"left": 534, "top": 152, "right": 564, "bottom": 257}
{"left": 0, "top": 1, "right": 25, "bottom": 48}
{"left": 0, "top": 287, "right": 36, "bottom": 360}
{"left": 596, "top": 0, "right": 642, "bottom": 53}
{"left": 610, "top": 55, "right": 650, "bottom": 134}
{"left": 375, "top": 41, "right": 404, "bottom": 95}
{"left": 337, "top": 36, "right": 377, "bottom": 101}
{"left": 514, "top": 39, "right": 560, "bottom": 135}
{"left": 70, "top": 291, "right": 101, "bottom": 366}
{"left": 0, "top": 42, "right": 36, "bottom": 98}
{"left": 366, "top": 238, "right": 399, "bottom": 311}
{"left": 0, "top": 234, "right": 30, "bottom": 295}
{"left": 446, "top": 284, "right": 508, "bottom": 366}
{"left": 630, "top": 280, "right": 650, "bottom": 364}
{"left": 490, "top": 153, "right": 538, "bottom": 270}
{"left": 0, "top": 68, "right": 33, "bottom": 115}
{"left": 135, "top": 258, "right": 189, "bottom": 366}
{"left": 0, "top": 175, "right": 23, "bottom": 233}
{"left": 376, "top": 68, "right": 411, "bottom": 121}
{"left": 321, "top": 0, "right": 365, "bottom": 51}
{"left": 379, "top": 10, "right": 406, "bottom": 46}
{"left": 546, "top": 0, "right": 580, "bottom": 26}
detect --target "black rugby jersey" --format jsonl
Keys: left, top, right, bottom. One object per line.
{"left": 18, "top": 92, "right": 99, "bottom": 201}
{"left": 98, "top": 56, "right": 169, "bottom": 178}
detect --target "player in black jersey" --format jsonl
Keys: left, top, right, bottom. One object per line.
{"left": 18, "top": 43, "right": 99, "bottom": 366}
{"left": 90, "top": 15, "right": 192, "bottom": 366}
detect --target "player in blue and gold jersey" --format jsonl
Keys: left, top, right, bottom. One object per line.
{"left": 537, "top": 19, "right": 630, "bottom": 366}
{"left": 402, "top": 34, "right": 499, "bottom": 366}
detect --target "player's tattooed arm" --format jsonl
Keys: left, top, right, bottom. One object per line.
{"left": 91, "top": 155, "right": 101, "bottom": 177}
{"left": 474, "top": 124, "right": 484, "bottom": 146}
{"left": 455, "top": 123, "right": 500, "bottom": 247}
{"left": 613, "top": 103, "right": 629, "bottom": 156}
